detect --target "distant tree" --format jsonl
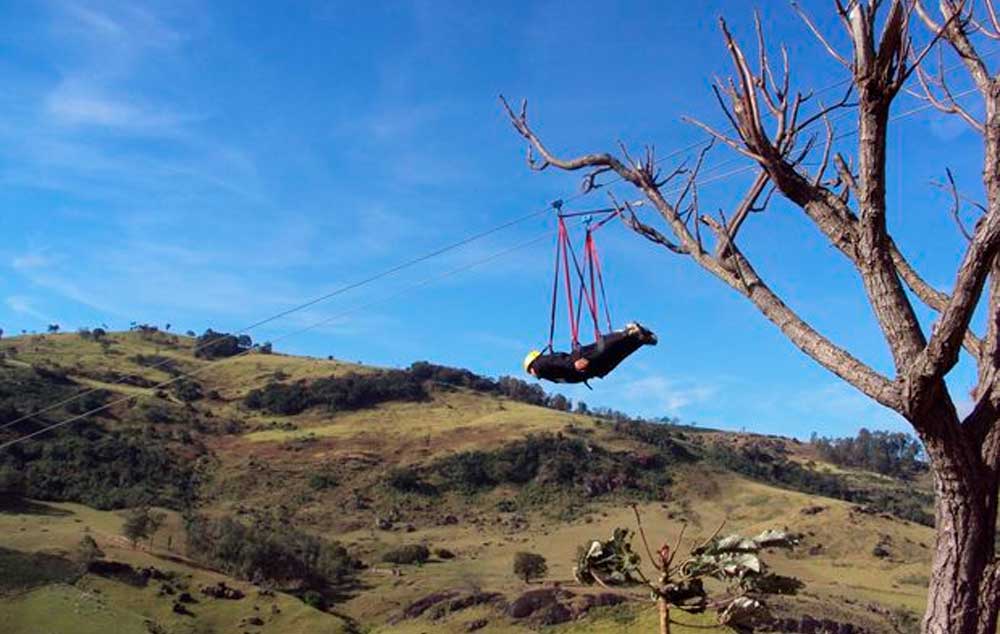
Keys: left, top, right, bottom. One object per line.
{"left": 0, "top": 327, "right": 4, "bottom": 340}
{"left": 122, "top": 507, "right": 151, "bottom": 547}
{"left": 147, "top": 510, "right": 166, "bottom": 547}
{"left": 164, "top": 323, "right": 171, "bottom": 331}
{"left": 74, "top": 535, "right": 104, "bottom": 568}
{"left": 575, "top": 401, "right": 589, "bottom": 415}
{"left": 185, "top": 330, "right": 196, "bottom": 337}
{"left": 47, "top": 324, "right": 59, "bottom": 334}
{"left": 91, "top": 328, "right": 106, "bottom": 341}
{"left": 513, "top": 552, "right": 547, "bottom": 583}
{"left": 259, "top": 341, "right": 273, "bottom": 355}
{"left": 122, "top": 506, "right": 165, "bottom": 548}
{"left": 195, "top": 329, "right": 252, "bottom": 360}
{"left": 810, "top": 428, "right": 925, "bottom": 478}
{"left": 547, "top": 394, "right": 571, "bottom": 412}
{"left": 77, "top": 328, "right": 92, "bottom": 340}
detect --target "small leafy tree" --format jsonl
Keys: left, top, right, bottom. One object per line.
{"left": 75, "top": 535, "right": 104, "bottom": 569}
{"left": 47, "top": 324, "right": 59, "bottom": 334}
{"left": 573, "top": 507, "right": 799, "bottom": 634}
{"left": 513, "top": 551, "right": 548, "bottom": 583}
{"left": 122, "top": 506, "right": 166, "bottom": 548}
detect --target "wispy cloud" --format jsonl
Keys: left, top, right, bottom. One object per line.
{"left": 5, "top": 296, "right": 55, "bottom": 325}
{"left": 45, "top": 81, "right": 185, "bottom": 132}
{"left": 623, "top": 375, "right": 717, "bottom": 414}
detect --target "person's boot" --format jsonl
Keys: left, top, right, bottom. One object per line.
{"left": 626, "top": 322, "right": 658, "bottom": 345}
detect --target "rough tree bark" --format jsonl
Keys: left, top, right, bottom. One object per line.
{"left": 502, "top": 2, "right": 1000, "bottom": 633}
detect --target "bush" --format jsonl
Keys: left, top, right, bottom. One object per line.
{"left": 0, "top": 422, "right": 198, "bottom": 510}
{"left": 172, "top": 379, "right": 203, "bottom": 402}
{"left": 512, "top": 552, "right": 547, "bottom": 583}
{"left": 308, "top": 473, "right": 338, "bottom": 490}
{"left": 434, "top": 548, "right": 455, "bottom": 560}
{"left": 431, "top": 433, "right": 675, "bottom": 500}
{"left": 302, "top": 590, "right": 326, "bottom": 610}
{"left": 244, "top": 370, "right": 427, "bottom": 416}
{"left": 382, "top": 544, "right": 430, "bottom": 565}
{"left": 185, "top": 515, "right": 357, "bottom": 588}
{"left": 75, "top": 535, "right": 104, "bottom": 567}
{"left": 193, "top": 329, "right": 252, "bottom": 360}
{"left": 386, "top": 467, "right": 436, "bottom": 495}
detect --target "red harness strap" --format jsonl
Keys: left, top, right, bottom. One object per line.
{"left": 557, "top": 217, "right": 579, "bottom": 348}
{"left": 546, "top": 208, "right": 620, "bottom": 351}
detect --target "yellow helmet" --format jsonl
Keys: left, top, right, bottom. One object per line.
{"left": 523, "top": 350, "right": 541, "bottom": 372}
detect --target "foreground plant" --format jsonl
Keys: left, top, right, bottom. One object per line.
{"left": 573, "top": 507, "right": 798, "bottom": 633}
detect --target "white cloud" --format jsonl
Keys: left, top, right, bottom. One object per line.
{"left": 45, "top": 84, "right": 179, "bottom": 131}
{"left": 11, "top": 252, "right": 56, "bottom": 271}
{"left": 623, "top": 375, "right": 717, "bottom": 414}
{"left": 5, "top": 296, "right": 55, "bottom": 324}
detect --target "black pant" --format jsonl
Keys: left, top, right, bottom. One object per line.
{"left": 574, "top": 330, "right": 644, "bottom": 379}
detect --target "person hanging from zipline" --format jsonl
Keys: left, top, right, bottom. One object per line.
{"left": 522, "top": 203, "right": 658, "bottom": 386}
{"left": 524, "top": 321, "right": 657, "bottom": 384}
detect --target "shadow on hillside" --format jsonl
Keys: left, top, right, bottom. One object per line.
{"left": 0, "top": 494, "right": 72, "bottom": 517}
{"left": 325, "top": 578, "right": 373, "bottom": 604}
{"left": 0, "top": 547, "right": 80, "bottom": 593}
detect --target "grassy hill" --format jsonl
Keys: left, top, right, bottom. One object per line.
{"left": 0, "top": 330, "right": 936, "bottom": 633}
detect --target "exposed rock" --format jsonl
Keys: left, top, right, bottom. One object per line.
{"left": 465, "top": 619, "right": 488, "bottom": 632}
{"left": 508, "top": 588, "right": 570, "bottom": 619}
{"left": 397, "top": 591, "right": 457, "bottom": 621}
{"left": 172, "top": 602, "right": 193, "bottom": 616}
{"left": 200, "top": 582, "right": 245, "bottom": 600}
{"left": 429, "top": 592, "right": 505, "bottom": 619}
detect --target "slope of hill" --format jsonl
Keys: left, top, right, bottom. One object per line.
{"left": 0, "top": 331, "right": 936, "bottom": 634}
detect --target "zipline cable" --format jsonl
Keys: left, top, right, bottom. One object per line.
{"left": 0, "top": 231, "right": 560, "bottom": 451}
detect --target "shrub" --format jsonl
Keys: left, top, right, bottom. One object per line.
{"left": 308, "top": 473, "right": 338, "bottom": 490}
{"left": 194, "top": 329, "right": 252, "bottom": 360}
{"left": 244, "top": 370, "right": 427, "bottom": 416}
{"left": 0, "top": 422, "right": 198, "bottom": 510}
{"left": 185, "top": 515, "right": 356, "bottom": 588}
{"left": 75, "top": 535, "right": 104, "bottom": 567}
{"left": 302, "top": 590, "right": 326, "bottom": 610}
{"left": 387, "top": 467, "right": 436, "bottom": 495}
{"left": 434, "top": 548, "right": 455, "bottom": 560}
{"left": 172, "top": 379, "right": 203, "bottom": 402}
{"left": 382, "top": 544, "right": 430, "bottom": 565}
{"left": 512, "top": 552, "right": 547, "bottom": 583}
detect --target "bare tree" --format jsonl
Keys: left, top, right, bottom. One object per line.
{"left": 502, "top": 2, "right": 1000, "bottom": 633}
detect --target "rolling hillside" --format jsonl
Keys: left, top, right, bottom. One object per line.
{"left": 0, "top": 330, "right": 937, "bottom": 634}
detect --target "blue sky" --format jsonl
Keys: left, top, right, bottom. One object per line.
{"left": 0, "top": 1, "right": 987, "bottom": 438}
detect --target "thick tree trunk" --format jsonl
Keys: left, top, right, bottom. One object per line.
{"left": 921, "top": 424, "right": 997, "bottom": 634}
